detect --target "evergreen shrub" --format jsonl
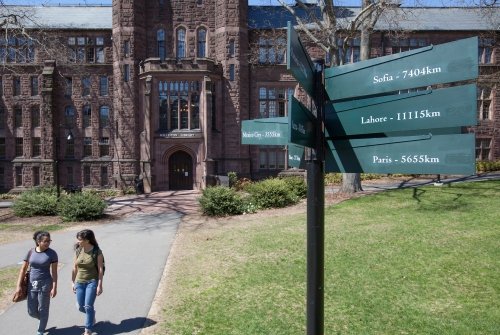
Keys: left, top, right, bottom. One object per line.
{"left": 12, "top": 187, "right": 59, "bottom": 217}
{"left": 280, "top": 176, "right": 307, "bottom": 199}
{"left": 57, "top": 192, "right": 107, "bottom": 222}
{"left": 199, "top": 186, "right": 245, "bottom": 216}
{"left": 245, "top": 178, "right": 299, "bottom": 209}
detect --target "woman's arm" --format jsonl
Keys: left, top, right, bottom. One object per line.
{"left": 71, "top": 255, "right": 78, "bottom": 293}
{"left": 15, "top": 261, "right": 29, "bottom": 293}
{"left": 50, "top": 262, "right": 58, "bottom": 298}
{"left": 96, "top": 253, "right": 104, "bottom": 296}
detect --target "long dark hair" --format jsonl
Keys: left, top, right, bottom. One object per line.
{"left": 76, "top": 229, "right": 99, "bottom": 249}
{"left": 33, "top": 231, "right": 51, "bottom": 246}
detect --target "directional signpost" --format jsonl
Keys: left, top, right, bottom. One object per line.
{"left": 241, "top": 117, "right": 289, "bottom": 145}
{"left": 325, "top": 84, "right": 477, "bottom": 137}
{"left": 325, "top": 37, "right": 478, "bottom": 101}
{"left": 242, "top": 23, "right": 479, "bottom": 335}
{"left": 326, "top": 133, "right": 476, "bottom": 175}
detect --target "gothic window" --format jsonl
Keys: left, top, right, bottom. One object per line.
{"left": 15, "top": 137, "right": 23, "bottom": 157}
{"left": 479, "top": 38, "right": 494, "bottom": 64}
{"left": 258, "top": 146, "right": 286, "bottom": 170}
{"left": 157, "top": 29, "right": 166, "bottom": 60}
{"left": 124, "top": 64, "right": 130, "bottom": 82}
{"left": 100, "top": 166, "right": 108, "bottom": 186}
{"left": 0, "top": 36, "right": 35, "bottom": 63}
{"left": 99, "top": 137, "right": 110, "bottom": 157}
{"left": 258, "top": 37, "right": 286, "bottom": 64}
{"left": 478, "top": 86, "right": 494, "bottom": 121}
{"left": 32, "top": 137, "right": 41, "bottom": 157}
{"left": 158, "top": 80, "right": 201, "bottom": 131}
{"left": 83, "top": 137, "right": 92, "bottom": 157}
{"left": 177, "top": 28, "right": 186, "bottom": 59}
{"left": 65, "top": 137, "right": 75, "bottom": 158}
{"left": 337, "top": 38, "right": 361, "bottom": 64}
{"left": 31, "top": 106, "right": 40, "bottom": 128}
{"left": 228, "top": 39, "right": 235, "bottom": 57}
{"left": 65, "top": 105, "right": 76, "bottom": 127}
{"left": 391, "top": 38, "right": 428, "bottom": 54}
{"left": 68, "top": 36, "right": 105, "bottom": 63}
{"left": 96, "top": 37, "right": 105, "bottom": 63}
{"left": 15, "top": 166, "right": 22, "bottom": 186}
{"left": 99, "top": 106, "right": 110, "bottom": 128}
{"left": 99, "top": 76, "right": 108, "bottom": 96}
{"left": 84, "top": 166, "right": 91, "bottom": 185}
{"left": 83, "top": 105, "right": 92, "bottom": 128}
{"left": 14, "top": 107, "right": 22, "bottom": 128}
{"left": 197, "top": 28, "right": 207, "bottom": 58}
{"left": 476, "top": 138, "right": 491, "bottom": 161}
{"left": 477, "top": 86, "right": 493, "bottom": 120}
{"left": 33, "top": 166, "right": 40, "bottom": 186}
{"left": 229, "top": 64, "right": 235, "bottom": 81}
{"left": 31, "top": 76, "right": 38, "bottom": 96}
{"left": 258, "top": 86, "right": 293, "bottom": 118}
{"left": 81, "top": 76, "right": 91, "bottom": 96}
{"left": 123, "top": 40, "right": 130, "bottom": 58}
{"left": 191, "top": 93, "right": 200, "bottom": 129}
{"left": 13, "top": 76, "right": 21, "bottom": 96}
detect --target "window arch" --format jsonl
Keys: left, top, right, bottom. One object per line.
{"left": 157, "top": 29, "right": 166, "bottom": 60}
{"left": 83, "top": 104, "right": 92, "bottom": 128}
{"left": 99, "top": 105, "right": 110, "bottom": 128}
{"left": 197, "top": 28, "right": 207, "bottom": 58}
{"left": 176, "top": 28, "right": 186, "bottom": 59}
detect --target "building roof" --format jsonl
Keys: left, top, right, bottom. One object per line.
{"left": 2, "top": 5, "right": 499, "bottom": 31}
{"left": 2, "top": 5, "right": 112, "bottom": 30}
{"left": 249, "top": 6, "right": 500, "bottom": 31}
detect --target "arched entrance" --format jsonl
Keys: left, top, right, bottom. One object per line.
{"left": 168, "top": 151, "right": 193, "bottom": 190}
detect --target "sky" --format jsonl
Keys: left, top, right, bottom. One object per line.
{"left": 1, "top": 0, "right": 481, "bottom": 7}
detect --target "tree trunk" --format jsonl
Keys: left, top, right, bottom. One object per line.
{"left": 340, "top": 0, "right": 372, "bottom": 194}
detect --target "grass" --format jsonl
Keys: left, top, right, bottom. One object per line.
{"left": 160, "top": 180, "right": 500, "bottom": 335}
{"left": 0, "top": 266, "right": 20, "bottom": 309}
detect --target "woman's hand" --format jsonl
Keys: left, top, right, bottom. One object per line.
{"left": 50, "top": 287, "right": 57, "bottom": 298}
{"left": 96, "top": 285, "right": 103, "bottom": 296}
{"left": 72, "top": 282, "right": 76, "bottom": 293}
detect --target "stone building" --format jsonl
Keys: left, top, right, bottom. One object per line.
{"left": 0, "top": 2, "right": 498, "bottom": 193}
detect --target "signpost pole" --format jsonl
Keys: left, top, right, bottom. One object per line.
{"left": 307, "top": 60, "right": 325, "bottom": 335}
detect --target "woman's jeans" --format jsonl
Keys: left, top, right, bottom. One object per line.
{"left": 27, "top": 278, "right": 52, "bottom": 333}
{"left": 75, "top": 280, "right": 97, "bottom": 331}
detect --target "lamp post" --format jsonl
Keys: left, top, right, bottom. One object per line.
{"left": 55, "top": 128, "right": 73, "bottom": 198}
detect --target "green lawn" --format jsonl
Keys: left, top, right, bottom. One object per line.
{"left": 161, "top": 180, "right": 500, "bottom": 335}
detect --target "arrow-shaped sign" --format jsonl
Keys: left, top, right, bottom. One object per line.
{"left": 241, "top": 117, "right": 289, "bottom": 145}
{"left": 287, "top": 21, "right": 315, "bottom": 98}
{"left": 325, "top": 37, "right": 478, "bottom": 101}
{"left": 326, "top": 84, "right": 477, "bottom": 137}
{"left": 325, "top": 133, "right": 475, "bottom": 175}
{"left": 289, "top": 96, "right": 318, "bottom": 148}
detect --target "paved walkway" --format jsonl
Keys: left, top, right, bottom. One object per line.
{"left": 0, "top": 190, "right": 201, "bottom": 335}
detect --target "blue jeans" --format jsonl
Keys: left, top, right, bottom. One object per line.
{"left": 27, "top": 278, "right": 52, "bottom": 333}
{"left": 75, "top": 280, "right": 97, "bottom": 332}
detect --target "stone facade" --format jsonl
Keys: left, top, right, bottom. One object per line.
{"left": 0, "top": 3, "right": 498, "bottom": 193}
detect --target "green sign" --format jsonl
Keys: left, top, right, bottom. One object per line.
{"left": 241, "top": 117, "right": 288, "bottom": 145}
{"left": 288, "top": 144, "right": 305, "bottom": 169}
{"left": 325, "top": 133, "right": 475, "bottom": 175}
{"left": 326, "top": 84, "right": 477, "bottom": 137}
{"left": 325, "top": 37, "right": 478, "bottom": 101}
{"left": 287, "top": 21, "right": 315, "bottom": 98}
{"left": 289, "top": 96, "right": 318, "bottom": 148}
